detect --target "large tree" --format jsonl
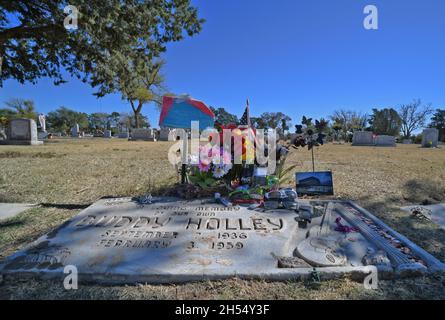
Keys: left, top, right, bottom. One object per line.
{"left": 46, "top": 106, "right": 88, "bottom": 134}
{"left": 429, "top": 109, "right": 445, "bottom": 141}
{"left": 0, "top": 1, "right": 204, "bottom": 89}
{"left": 399, "top": 99, "right": 433, "bottom": 138}
{"left": 429, "top": 109, "right": 445, "bottom": 130}
{"left": 111, "top": 58, "right": 165, "bottom": 128}
{"left": 3, "top": 98, "right": 38, "bottom": 119}
{"left": 329, "top": 109, "right": 368, "bottom": 132}
{"left": 368, "top": 108, "right": 402, "bottom": 136}
{"left": 210, "top": 107, "right": 239, "bottom": 125}
{"left": 252, "top": 112, "right": 292, "bottom": 135}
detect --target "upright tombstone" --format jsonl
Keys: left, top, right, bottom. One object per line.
{"left": 103, "top": 130, "right": 112, "bottom": 138}
{"left": 421, "top": 128, "right": 439, "bottom": 148}
{"left": 159, "top": 128, "right": 177, "bottom": 141}
{"left": 439, "top": 128, "right": 445, "bottom": 143}
{"left": 37, "top": 114, "right": 47, "bottom": 140}
{"left": 374, "top": 135, "right": 396, "bottom": 147}
{"left": 402, "top": 139, "right": 412, "bottom": 144}
{"left": 131, "top": 128, "right": 157, "bottom": 141}
{"left": 118, "top": 131, "right": 130, "bottom": 139}
{"left": 352, "top": 131, "right": 374, "bottom": 146}
{"left": 71, "top": 124, "right": 79, "bottom": 138}
{"left": 0, "top": 118, "right": 43, "bottom": 145}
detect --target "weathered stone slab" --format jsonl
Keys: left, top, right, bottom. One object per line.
{"left": 0, "top": 119, "right": 43, "bottom": 145}
{"left": 71, "top": 124, "right": 79, "bottom": 138}
{"left": 118, "top": 132, "right": 130, "bottom": 139}
{"left": 374, "top": 135, "right": 396, "bottom": 147}
{"left": 159, "top": 128, "right": 177, "bottom": 141}
{"left": 103, "top": 130, "right": 112, "bottom": 138}
{"left": 131, "top": 129, "right": 157, "bottom": 141}
{"left": 0, "top": 198, "right": 443, "bottom": 284}
{"left": 422, "top": 128, "right": 439, "bottom": 148}
{"left": 352, "top": 131, "right": 374, "bottom": 146}
{"left": 0, "top": 203, "right": 35, "bottom": 221}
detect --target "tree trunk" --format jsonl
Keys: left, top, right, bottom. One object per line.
{"left": 134, "top": 110, "right": 140, "bottom": 128}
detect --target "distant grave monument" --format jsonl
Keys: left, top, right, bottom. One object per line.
{"left": 1, "top": 197, "right": 444, "bottom": 284}
{"left": 0, "top": 118, "right": 43, "bottom": 145}
{"left": 131, "top": 128, "right": 157, "bottom": 141}
{"left": 352, "top": 131, "right": 374, "bottom": 146}
{"left": 37, "top": 114, "right": 47, "bottom": 140}
{"left": 159, "top": 128, "right": 177, "bottom": 141}
{"left": 374, "top": 135, "right": 396, "bottom": 147}
{"left": 71, "top": 124, "right": 79, "bottom": 138}
{"left": 421, "top": 128, "right": 439, "bottom": 148}
{"left": 104, "top": 130, "right": 112, "bottom": 138}
{"left": 118, "top": 131, "right": 130, "bottom": 139}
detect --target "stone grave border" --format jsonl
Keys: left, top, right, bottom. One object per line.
{"left": 0, "top": 198, "right": 444, "bottom": 285}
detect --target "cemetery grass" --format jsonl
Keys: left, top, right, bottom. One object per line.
{"left": 1, "top": 138, "right": 445, "bottom": 299}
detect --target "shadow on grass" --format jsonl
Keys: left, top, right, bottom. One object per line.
{"left": 39, "top": 203, "right": 90, "bottom": 210}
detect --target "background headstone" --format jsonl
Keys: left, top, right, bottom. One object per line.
{"left": 104, "top": 130, "right": 112, "bottom": 138}
{"left": 38, "top": 114, "right": 46, "bottom": 132}
{"left": 352, "top": 131, "right": 374, "bottom": 146}
{"left": 439, "top": 128, "right": 445, "bottom": 142}
{"left": 159, "top": 128, "right": 177, "bottom": 141}
{"left": 0, "top": 118, "right": 43, "bottom": 145}
{"left": 71, "top": 124, "right": 79, "bottom": 138}
{"left": 131, "top": 128, "right": 157, "bottom": 141}
{"left": 421, "top": 128, "right": 439, "bottom": 148}
{"left": 118, "top": 131, "right": 130, "bottom": 139}
{"left": 374, "top": 135, "right": 396, "bottom": 147}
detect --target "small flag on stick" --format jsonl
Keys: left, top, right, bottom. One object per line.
{"left": 239, "top": 99, "right": 251, "bottom": 127}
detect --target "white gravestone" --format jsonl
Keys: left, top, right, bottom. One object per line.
{"left": 0, "top": 118, "right": 43, "bottom": 145}
{"left": 352, "top": 131, "right": 374, "bottom": 146}
{"left": 421, "top": 128, "right": 439, "bottom": 148}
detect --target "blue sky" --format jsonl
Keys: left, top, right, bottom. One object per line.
{"left": 1, "top": 0, "right": 444, "bottom": 128}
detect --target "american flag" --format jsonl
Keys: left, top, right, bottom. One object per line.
{"left": 239, "top": 99, "right": 251, "bottom": 126}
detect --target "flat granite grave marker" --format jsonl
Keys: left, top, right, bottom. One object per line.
{"left": 1, "top": 197, "right": 444, "bottom": 284}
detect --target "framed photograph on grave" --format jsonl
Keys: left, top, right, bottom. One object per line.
{"left": 295, "top": 171, "right": 334, "bottom": 196}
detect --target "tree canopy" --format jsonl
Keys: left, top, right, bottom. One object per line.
{"left": 2, "top": 98, "right": 38, "bottom": 119}
{"left": 46, "top": 106, "right": 88, "bottom": 134}
{"left": 0, "top": 1, "right": 204, "bottom": 89}
{"left": 429, "top": 109, "right": 445, "bottom": 130}
{"left": 329, "top": 109, "right": 368, "bottom": 132}
{"left": 211, "top": 107, "right": 239, "bottom": 125}
{"left": 369, "top": 108, "right": 402, "bottom": 136}
{"left": 399, "top": 99, "right": 433, "bottom": 138}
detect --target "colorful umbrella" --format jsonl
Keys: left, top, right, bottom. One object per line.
{"left": 159, "top": 95, "right": 215, "bottom": 130}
